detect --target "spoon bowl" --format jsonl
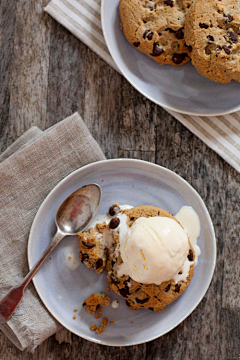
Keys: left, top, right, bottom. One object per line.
{"left": 0, "top": 183, "right": 102, "bottom": 323}
{"left": 57, "top": 184, "right": 101, "bottom": 234}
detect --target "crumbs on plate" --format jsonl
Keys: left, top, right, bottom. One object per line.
{"left": 82, "top": 293, "right": 113, "bottom": 334}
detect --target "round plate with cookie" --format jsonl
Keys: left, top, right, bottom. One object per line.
{"left": 28, "top": 159, "right": 216, "bottom": 346}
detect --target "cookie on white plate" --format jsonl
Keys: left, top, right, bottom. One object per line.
{"left": 119, "top": 0, "right": 192, "bottom": 66}
{"left": 185, "top": 0, "right": 240, "bottom": 83}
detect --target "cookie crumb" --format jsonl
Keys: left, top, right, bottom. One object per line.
{"left": 96, "top": 305, "right": 101, "bottom": 313}
{"left": 110, "top": 319, "right": 114, "bottom": 325}
{"left": 96, "top": 317, "right": 108, "bottom": 334}
{"left": 95, "top": 313, "right": 101, "bottom": 319}
{"left": 68, "top": 256, "right": 72, "bottom": 260}
{"left": 90, "top": 324, "right": 97, "bottom": 331}
{"left": 82, "top": 293, "right": 110, "bottom": 315}
{"left": 131, "top": 321, "right": 133, "bottom": 324}
{"left": 74, "top": 308, "right": 78, "bottom": 312}
{"left": 73, "top": 315, "right": 76, "bottom": 320}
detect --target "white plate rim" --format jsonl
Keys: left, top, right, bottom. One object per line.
{"left": 101, "top": 0, "right": 240, "bottom": 117}
{"left": 28, "top": 158, "right": 216, "bottom": 346}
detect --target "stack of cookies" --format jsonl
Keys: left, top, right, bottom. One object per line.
{"left": 119, "top": 0, "right": 240, "bottom": 83}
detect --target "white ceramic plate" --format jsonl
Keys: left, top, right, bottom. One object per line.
{"left": 101, "top": 0, "right": 240, "bottom": 116}
{"left": 28, "top": 159, "right": 216, "bottom": 346}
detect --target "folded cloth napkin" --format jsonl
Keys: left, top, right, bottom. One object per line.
{"left": 0, "top": 112, "right": 105, "bottom": 351}
{"left": 44, "top": 0, "right": 240, "bottom": 173}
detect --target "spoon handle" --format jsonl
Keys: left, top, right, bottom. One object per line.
{"left": 0, "top": 230, "right": 64, "bottom": 323}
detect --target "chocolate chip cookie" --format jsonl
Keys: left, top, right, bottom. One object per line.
{"left": 106, "top": 206, "right": 195, "bottom": 312}
{"left": 79, "top": 205, "right": 195, "bottom": 312}
{"left": 119, "top": 0, "right": 192, "bottom": 66}
{"left": 185, "top": 0, "right": 240, "bottom": 83}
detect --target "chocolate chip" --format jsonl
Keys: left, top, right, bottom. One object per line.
{"left": 133, "top": 42, "right": 140, "bottom": 48}
{"left": 123, "top": 277, "right": 131, "bottom": 285}
{"left": 126, "top": 300, "right": 131, "bottom": 307}
{"left": 149, "top": 307, "right": 154, "bottom": 311}
{"left": 207, "top": 35, "right": 214, "bottom": 42}
{"left": 199, "top": 23, "right": 209, "bottom": 29}
{"left": 109, "top": 217, "right": 120, "bottom": 229}
{"left": 149, "top": 5, "right": 154, "bottom": 10}
{"left": 119, "top": 287, "right": 129, "bottom": 298}
{"left": 143, "top": 29, "right": 150, "bottom": 39}
{"left": 178, "top": 271, "right": 183, "bottom": 275}
{"left": 175, "top": 284, "right": 181, "bottom": 293}
{"left": 150, "top": 43, "right": 164, "bottom": 56}
{"left": 110, "top": 273, "right": 119, "bottom": 285}
{"left": 82, "top": 302, "right": 86, "bottom": 307}
{"left": 164, "top": 0, "right": 173, "bottom": 6}
{"left": 176, "top": 28, "right": 184, "bottom": 39}
{"left": 81, "top": 254, "right": 89, "bottom": 263}
{"left": 130, "top": 217, "right": 135, "bottom": 221}
{"left": 224, "top": 14, "right": 233, "bottom": 22}
{"left": 172, "top": 53, "right": 186, "bottom": 64}
{"left": 95, "top": 258, "right": 103, "bottom": 269}
{"left": 165, "top": 284, "right": 171, "bottom": 292}
{"left": 215, "top": 46, "right": 222, "bottom": 57}
{"left": 165, "top": 27, "right": 176, "bottom": 33}
{"left": 222, "top": 48, "right": 232, "bottom": 60}
{"left": 136, "top": 297, "right": 149, "bottom": 304}
{"left": 147, "top": 32, "right": 153, "bottom": 40}
{"left": 82, "top": 240, "right": 96, "bottom": 249}
{"left": 206, "top": 42, "right": 211, "bottom": 47}
{"left": 111, "top": 259, "right": 116, "bottom": 267}
{"left": 109, "top": 205, "right": 120, "bottom": 216}
{"left": 228, "top": 30, "right": 238, "bottom": 43}
{"left": 185, "top": 43, "right": 192, "bottom": 51}
{"left": 188, "top": 249, "right": 194, "bottom": 261}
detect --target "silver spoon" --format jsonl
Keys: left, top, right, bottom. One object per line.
{"left": 0, "top": 183, "right": 101, "bottom": 323}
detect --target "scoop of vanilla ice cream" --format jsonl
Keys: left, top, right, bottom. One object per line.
{"left": 117, "top": 216, "right": 189, "bottom": 285}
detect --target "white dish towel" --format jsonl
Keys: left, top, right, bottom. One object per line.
{"left": 44, "top": 0, "right": 240, "bottom": 173}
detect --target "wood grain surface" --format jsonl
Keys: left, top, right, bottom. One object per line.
{"left": 0, "top": 1, "right": 239, "bottom": 359}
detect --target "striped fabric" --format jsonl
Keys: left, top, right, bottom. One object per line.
{"left": 44, "top": 0, "right": 240, "bottom": 173}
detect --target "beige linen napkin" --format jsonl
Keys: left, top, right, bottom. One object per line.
{"left": 44, "top": 0, "right": 240, "bottom": 173}
{"left": 0, "top": 112, "right": 105, "bottom": 351}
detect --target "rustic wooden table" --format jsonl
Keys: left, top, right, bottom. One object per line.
{"left": 0, "top": 0, "right": 239, "bottom": 359}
